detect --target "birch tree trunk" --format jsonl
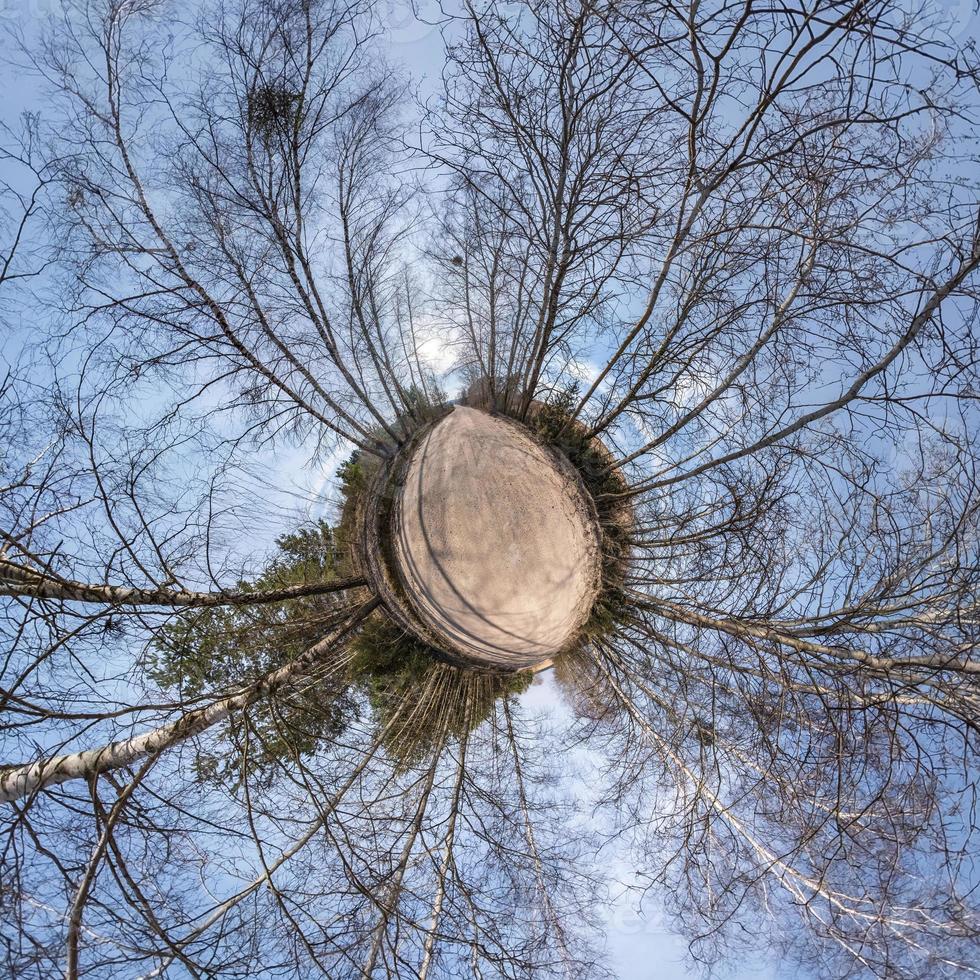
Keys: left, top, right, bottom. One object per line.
{"left": 0, "top": 557, "right": 365, "bottom": 606}
{"left": 418, "top": 734, "right": 468, "bottom": 980}
{"left": 362, "top": 752, "right": 440, "bottom": 977}
{"left": 0, "top": 597, "right": 378, "bottom": 802}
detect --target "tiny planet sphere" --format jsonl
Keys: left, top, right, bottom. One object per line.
{"left": 393, "top": 406, "right": 601, "bottom": 668}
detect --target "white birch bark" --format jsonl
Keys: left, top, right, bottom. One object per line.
{"left": 0, "top": 558, "right": 365, "bottom": 607}
{"left": 0, "top": 598, "right": 378, "bottom": 802}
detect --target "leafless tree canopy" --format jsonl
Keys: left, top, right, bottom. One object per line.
{"left": 0, "top": 0, "right": 979, "bottom": 976}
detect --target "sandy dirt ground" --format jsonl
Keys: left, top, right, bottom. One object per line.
{"left": 393, "top": 406, "right": 600, "bottom": 668}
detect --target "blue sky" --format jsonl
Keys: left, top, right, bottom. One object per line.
{"left": 523, "top": 672, "right": 784, "bottom": 980}
{"left": 3, "top": 2, "right": 978, "bottom": 977}
{"left": 363, "top": 6, "right": 980, "bottom": 976}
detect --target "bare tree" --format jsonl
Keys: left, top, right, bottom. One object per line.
{"left": 0, "top": 0, "right": 978, "bottom": 977}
